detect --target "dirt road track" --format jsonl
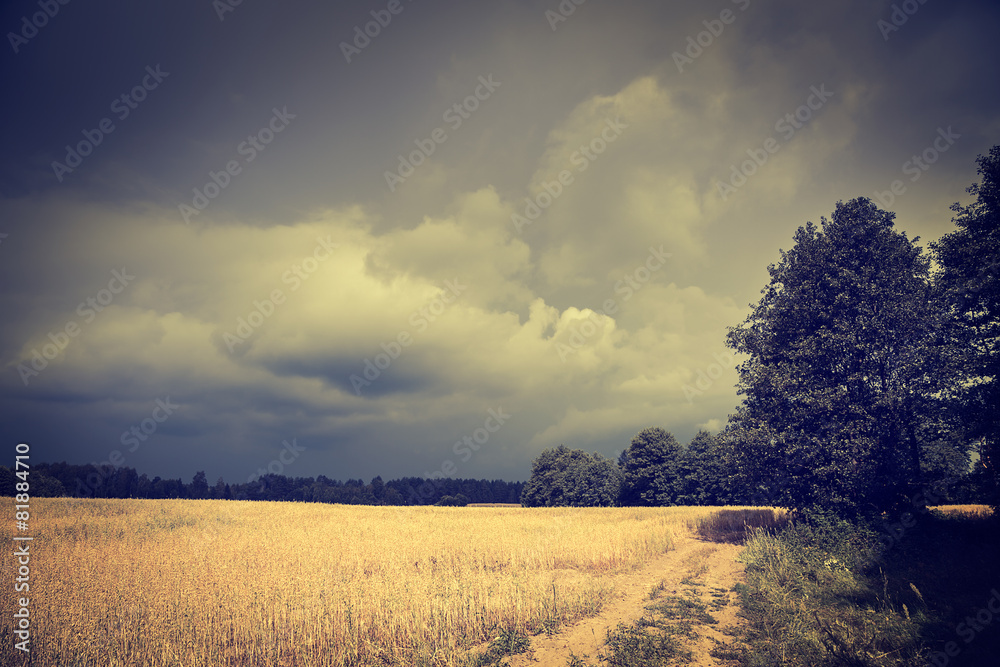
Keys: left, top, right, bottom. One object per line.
{"left": 506, "top": 534, "right": 746, "bottom": 667}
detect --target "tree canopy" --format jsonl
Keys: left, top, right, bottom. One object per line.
{"left": 619, "top": 427, "right": 685, "bottom": 506}
{"left": 520, "top": 445, "right": 622, "bottom": 507}
{"left": 725, "top": 197, "right": 962, "bottom": 517}
{"left": 931, "top": 146, "right": 1000, "bottom": 512}
{"left": 674, "top": 430, "right": 732, "bottom": 506}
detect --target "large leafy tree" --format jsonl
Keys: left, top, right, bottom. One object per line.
{"left": 726, "top": 197, "right": 956, "bottom": 517}
{"left": 520, "top": 445, "right": 621, "bottom": 507}
{"left": 619, "top": 427, "right": 684, "bottom": 506}
{"left": 674, "top": 430, "right": 733, "bottom": 505}
{"left": 189, "top": 471, "right": 209, "bottom": 499}
{"left": 931, "top": 146, "right": 1000, "bottom": 512}
{"left": 563, "top": 453, "right": 623, "bottom": 507}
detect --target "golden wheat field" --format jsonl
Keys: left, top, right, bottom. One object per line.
{"left": 930, "top": 503, "right": 994, "bottom": 518}
{"left": 0, "top": 498, "right": 728, "bottom": 667}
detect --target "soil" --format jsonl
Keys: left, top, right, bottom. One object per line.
{"left": 505, "top": 533, "right": 747, "bottom": 667}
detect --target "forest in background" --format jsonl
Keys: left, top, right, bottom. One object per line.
{"left": 0, "top": 461, "right": 523, "bottom": 506}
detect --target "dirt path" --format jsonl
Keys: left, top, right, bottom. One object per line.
{"left": 506, "top": 533, "right": 746, "bottom": 667}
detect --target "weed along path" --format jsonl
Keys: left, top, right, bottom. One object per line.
{"left": 506, "top": 532, "right": 746, "bottom": 667}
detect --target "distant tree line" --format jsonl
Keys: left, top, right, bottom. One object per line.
{"left": 519, "top": 427, "right": 751, "bottom": 508}
{"left": 0, "top": 461, "right": 523, "bottom": 506}
{"left": 520, "top": 427, "right": 990, "bottom": 509}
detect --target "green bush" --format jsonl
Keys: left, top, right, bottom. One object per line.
{"left": 435, "top": 493, "right": 470, "bottom": 506}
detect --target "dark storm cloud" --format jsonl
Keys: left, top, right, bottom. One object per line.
{"left": 0, "top": 0, "right": 997, "bottom": 484}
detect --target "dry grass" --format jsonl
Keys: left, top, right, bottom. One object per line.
{"left": 689, "top": 506, "right": 789, "bottom": 544}
{"left": 930, "top": 503, "right": 993, "bottom": 518}
{"left": 0, "top": 498, "right": 724, "bottom": 667}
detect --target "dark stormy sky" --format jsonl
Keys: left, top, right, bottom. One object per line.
{"left": 1, "top": 0, "right": 997, "bottom": 485}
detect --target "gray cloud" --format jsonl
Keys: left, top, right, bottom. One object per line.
{"left": 0, "top": 0, "right": 997, "bottom": 483}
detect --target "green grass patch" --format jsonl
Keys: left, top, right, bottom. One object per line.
{"left": 648, "top": 578, "right": 668, "bottom": 600}
{"left": 732, "top": 510, "right": 1000, "bottom": 666}
{"left": 708, "top": 586, "right": 730, "bottom": 612}
{"left": 650, "top": 591, "right": 718, "bottom": 626}
{"left": 601, "top": 620, "right": 693, "bottom": 666}
{"left": 575, "top": 583, "right": 728, "bottom": 666}
{"left": 470, "top": 629, "right": 531, "bottom": 667}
